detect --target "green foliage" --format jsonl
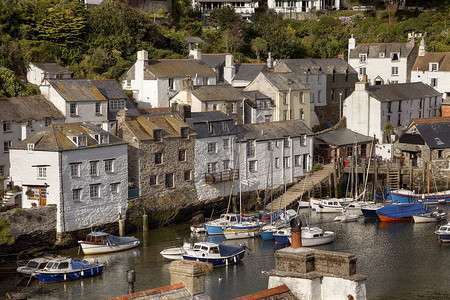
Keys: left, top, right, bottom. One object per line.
{"left": 0, "top": 217, "right": 15, "bottom": 245}
{"left": 251, "top": 37, "right": 267, "bottom": 63}
{"left": 312, "top": 164, "right": 324, "bottom": 172}
{"left": 208, "top": 6, "right": 241, "bottom": 31}
{"left": 26, "top": 214, "right": 31, "bottom": 222}
{"left": 37, "top": 215, "right": 42, "bottom": 222}
{"left": 0, "top": 69, "right": 40, "bottom": 97}
{"left": 127, "top": 202, "right": 133, "bottom": 211}
{"left": 13, "top": 208, "right": 23, "bottom": 216}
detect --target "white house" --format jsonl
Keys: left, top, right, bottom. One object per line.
{"left": 348, "top": 34, "right": 418, "bottom": 85}
{"left": 9, "top": 123, "right": 128, "bottom": 233}
{"left": 26, "top": 63, "right": 72, "bottom": 98}
{"left": 47, "top": 78, "right": 109, "bottom": 126}
{"left": 192, "top": 0, "right": 258, "bottom": 23}
{"left": 0, "top": 95, "right": 64, "bottom": 191}
{"left": 241, "top": 90, "right": 274, "bottom": 124}
{"left": 235, "top": 120, "right": 314, "bottom": 195}
{"left": 268, "top": 0, "right": 341, "bottom": 14}
{"left": 343, "top": 80, "right": 442, "bottom": 144}
{"left": 122, "top": 50, "right": 216, "bottom": 108}
{"left": 411, "top": 37, "right": 450, "bottom": 101}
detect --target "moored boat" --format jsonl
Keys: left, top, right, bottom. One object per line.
{"left": 204, "top": 213, "right": 240, "bottom": 235}
{"left": 182, "top": 242, "right": 245, "bottom": 267}
{"left": 33, "top": 256, "right": 103, "bottom": 283}
{"left": 388, "top": 188, "right": 450, "bottom": 205}
{"left": 223, "top": 221, "right": 261, "bottom": 240}
{"left": 160, "top": 242, "right": 191, "bottom": 260}
{"left": 361, "top": 203, "right": 384, "bottom": 219}
{"left": 376, "top": 203, "right": 428, "bottom": 222}
{"left": 190, "top": 224, "right": 206, "bottom": 233}
{"left": 78, "top": 232, "right": 140, "bottom": 255}
{"left": 315, "top": 198, "right": 352, "bottom": 213}
{"left": 287, "top": 227, "right": 337, "bottom": 247}
{"left": 435, "top": 221, "right": 450, "bottom": 242}
{"left": 273, "top": 227, "right": 291, "bottom": 244}
{"left": 16, "top": 257, "right": 50, "bottom": 276}
{"left": 413, "top": 208, "right": 447, "bottom": 223}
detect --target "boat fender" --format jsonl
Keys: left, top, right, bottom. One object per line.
{"left": 234, "top": 256, "right": 237, "bottom": 263}
{"left": 226, "top": 258, "right": 228, "bottom": 266}
{"left": 81, "top": 271, "right": 84, "bottom": 276}
{"left": 64, "top": 274, "right": 67, "bottom": 281}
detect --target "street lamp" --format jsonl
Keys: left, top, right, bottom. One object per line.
{"left": 339, "top": 91, "right": 343, "bottom": 120}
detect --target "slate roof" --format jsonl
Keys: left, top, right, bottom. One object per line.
{"left": 191, "top": 85, "right": 244, "bottom": 101}
{"left": 236, "top": 119, "right": 313, "bottom": 142}
{"left": 412, "top": 117, "right": 450, "bottom": 149}
{"left": 261, "top": 72, "right": 308, "bottom": 91}
{"left": 124, "top": 114, "right": 194, "bottom": 141}
{"left": 186, "top": 111, "right": 237, "bottom": 138}
{"left": 91, "top": 79, "right": 139, "bottom": 120}
{"left": 412, "top": 52, "right": 450, "bottom": 72}
{"left": 316, "top": 128, "right": 373, "bottom": 146}
{"left": 234, "top": 63, "right": 266, "bottom": 81}
{"left": 11, "top": 123, "right": 125, "bottom": 151}
{"left": 137, "top": 107, "right": 173, "bottom": 116}
{"left": 197, "top": 53, "right": 227, "bottom": 69}
{"left": 349, "top": 42, "right": 416, "bottom": 59}
{"left": 126, "top": 59, "right": 216, "bottom": 80}
{"left": 278, "top": 59, "right": 357, "bottom": 75}
{"left": 31, "top": 63, "right": 72, "bottom": 75}
{"left": 367, "top": 82, "right": 442, "bottom": 102}
{"left": 49, "top": 79, "right": 107, "bottom": 102}
{"left": 0, "top": 95, "right": 64, "bottom": 122}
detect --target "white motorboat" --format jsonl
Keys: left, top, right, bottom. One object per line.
{"left": 190, "top": 224, "right": 206, "bottom": 233}
{"left": 315, "top": 198, "right": 353, "bottom": 213}
{"left": 300, "top": 227, "right": 337, "bottom": 246}
{"left": 435, "top": 221, "right": 450, "bottom": 242}
{"left": 78, "top": 232, "right": 140, "bottom": 255}
{"left": 204, "top": 213, "right": 240, "bottom": 235}
{"left": 223, "top": 220, "right": 262, "bottom": 240}
{"left": 16, "top": 257, "right": 50, "bottom": 276}
{"left": 413, "top": 208, "right": 447, "bottom": 223}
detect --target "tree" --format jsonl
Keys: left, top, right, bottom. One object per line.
{"left": 0, "top": 69, "right": 40, "bottom": 98}
{"left": 384, "top": 121, "right": 393, "bottom": 143}
{"left": 251, "top": 37, "right": 267, "bottom": 63}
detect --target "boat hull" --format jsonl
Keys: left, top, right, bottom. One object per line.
{"left": 260, "top": 231, "right": 274, "bottom": 240}
{"left": 413, "top": 214, "right": 441, "bottom": 223}
{"left": 377, "top": 215, "right": 412, "bottom": 222}
{"left": 223, "top": 228, "right": 260, "bottom": 240}
{"left": 160, "top": 247, "right": 185, "bottom": 260}
{"left": 273, "top": 234, "right": 290, "bottom": 244}
{"left": 302, "top": 232, "right": 336, "bottom": 247}
{"left": 205, "top": 224, "right": 224, "bottom": 235}
{"left": 182, "top": 250, "right": 245, "bottom": 267}
{"left": 36, "top": 266, "right": 104, "bottom": 283}
{"left": 436, "top": 234, "right": 450, "bottom": 242}
{"left": 79, "top": 241, "right": 140, "bottom": 255}
{"left": 361, "top": 207, "right": 380, "bottom": 219}
{"left": 376, "top": 203, "right": 428, "bottom": 222}
{"left": 389, "top": 190, "right": 450, "bottom": 205}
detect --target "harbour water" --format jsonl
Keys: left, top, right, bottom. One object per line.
{"left": 2, "top": 205, "right": 450, "bottom": 299}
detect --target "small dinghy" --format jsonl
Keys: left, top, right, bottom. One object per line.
{"left": 160, "top": 242, "right": 192, "bottom": 260}
{"left": 435, "top": 221, "right": 450, "bottom": 242}
{"left": 78, "top": 231, "right": 140, "bottom": 255}
{"left": 33, "top": 256, "right": 103, "bottom": 283}
{"left": 182, "top": 242, "right": 245, "bottom": 267}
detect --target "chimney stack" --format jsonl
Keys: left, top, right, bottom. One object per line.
{"left": 338, "top": 52, "right": 345, "bottom": 60}
{"left": 190, "top": 46, "right": 202, "bottom": 60}
{"left": 348, "top": 34, "right": 356, "bottom": 58}
{"left": 418, "top": 36, "right": 427, "bottom": 57}
{"left": 224, "top": 54, "right": 235, "bottom": 84}
{"left": 267, "top": 52, "right": 274, "bottom": 69}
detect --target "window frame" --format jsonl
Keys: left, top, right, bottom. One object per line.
{"left": 89, "top": 184, "right": 100, "bottom": 199}
{"left": 70, "top": 163, "right": 81, "bottom": 177}
{"left": 104, "top": 159, "right": 114, "bottom": 173}
{"left": 72, "top": 189, "right": 81, "bottom": 202}
{"left": 89, "top": 161, "right": 99, "bottom": 176}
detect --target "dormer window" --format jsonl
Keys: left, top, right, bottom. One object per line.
{"left": 208, "top": 122, "right": 213, "bottom": 133}
{"left": 72, "top": 135, "right": 87, "bottom": 147}
{"left": 153, "top": 129, "right": 162, "bottom": 142}
{"left": 2, "top": 121, "right": 11, "bottom": 132}
{"left": 359, "top": 54, "right": 367, "bottom": 63}
{"left": 110, "top": 100, "right": 125, "bottom": 111}
{"left": 94, "top": 134, "right": 109, "bottom": 144}
{"left": 27, "top": 143, "right": 35, "bottom": 152}
{"left": 181, "top": 127, "right": 189, "bottom": 139}
{"left": 430, "top": 63, "right": 438, "bottom": 72}
{"left": 391, "top": 52, "right": 399, "bottom": 61}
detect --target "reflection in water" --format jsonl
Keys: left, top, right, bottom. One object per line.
{"left": 1, "top": 208, "right": 450, "bottom": 299}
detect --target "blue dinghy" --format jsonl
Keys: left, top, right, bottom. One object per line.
{"left": 182, "top": 242, "right": 245, "bottom": 267}
{"left": 34, "top": 256, "right": 103, "bottom": 283}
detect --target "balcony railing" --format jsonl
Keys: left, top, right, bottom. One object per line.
{"left": 204, "top": 169, "right": 239, "bottom": 184}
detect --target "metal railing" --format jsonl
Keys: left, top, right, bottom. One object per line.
{"left": 204, "top": 169, "right": 239, "bottom": 184}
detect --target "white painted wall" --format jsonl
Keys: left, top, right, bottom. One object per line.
{"left": 9, "top": 144, "right": 128, "bottom": 233}
{"left": 27, "top": 64, "right": 45, "bottom": 86}
{"left": 64, "top": 101, "right": 108, "bottom": 125}
{"left": 348, "top": 56, "right": 408, "bottom": 84}
{"left": 411, "top": 70, "right": 450, "bottom": 101}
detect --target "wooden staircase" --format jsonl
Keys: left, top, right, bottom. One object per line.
{"left": 268, "top": 164, "right": 335, "bottom": 211}
{"left": 387, "top": 169, "right": 400, "bottom": 190}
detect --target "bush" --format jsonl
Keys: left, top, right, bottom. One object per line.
{"left": 37, "top": 216, "right": 42, "bottom": 223}
{"left": 312, "top": 164, "right": 324, "bottom": 172}
{"left": 127, "top": 202, "right": 133, "bottom": 210}
{"left": 14, "top": 208, "right": 23, "bottom": 216}
{"left": 12, "top": 185, "right": 21, "bottom": 192}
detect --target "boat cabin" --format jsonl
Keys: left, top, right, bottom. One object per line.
{"left": 83, "top": 232, "right": 109, "bottom": 245}
{"left": 43, "top": 258, "right": 71, "bottom": 271}
{"left": 219, "top": 214, "right": 239, "bottom": 223}
{"left": 193, "top": 243, "right": 220, "bottom": 254}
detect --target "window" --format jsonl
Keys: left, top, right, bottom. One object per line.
{"left": 281, "top": 93, "right": 287, "bottom": 105}
{"left": 2, "top": 121, "right": 11, "bottom": 132}
{"left": 275, "top": 0, "right": 282, "bottom": 7}
{"left": 391, "top": 53, "right": 399, "bottom": 61}
{"left": 247, "top": 140, "right": 255, "bottom": 157}
{"left": 70, "top": 163, "right": 80, "bottom": 177}
{"left": 104, "top": 159, "right": 114, "bottom": 173}
{"left": 359, "top": 53, "right": 367, "bottom": 63}
{"left": 0, "top": 165, "right": 4, "bottom": 176}
{"left": 231, "top": 103, "right": 237, "bottom": 114}
{"left": 300, "top": 135, "right": 307, "bottom": 146}
{"left": 27, "top": 187, "right": 39, "bottom": 199}
{"left": 437, "top": 150, "right": 443, "bottom": 159}
{"left": 76, "top": 135, "right": 87, "bottom": 147}
{"left": 37, "top": 167, "right": 46, "bottom": 179}
{"left": 310, "top": 94, "right": 314, "bottom": 103}
{"left": 221, "top": 121, "right": 228, "bottom": 131}
{"left": 45, "top": 118, "right": 52, "bottom": 127}
{"left": 169, "top": 78, "right": 174, "bottom": 89}
{"left": 300, "top": 92, "right": 304, "bottom": 104}
{"left": 295, "top": 155, "right": 301, "bottom": 167}
{"left": 153, "top": 130, "right": 162, "bottom": 142}
{"left": 391, "top": 80, "right": 398, "bottom": 84}
{"left": 398, "top": 101, "right": 402, "bottom": 112}
{"left": 317, "top": 91, "right": 321, "bottom": 103}
{"left": 359, "top": 67, "right": 366, "bottom": 75}
{"left": 267, "top": 142, "right": 272, "bottom": 151}
{"left": 299, "top": 109, "right": 304, "bottom": 120}
{"left": 3, "top": 141, "right": 11, "bottom": 153}
{"left": 72, "top": 189, "right": 81, "bottom": 202}
{"left": 95, "top": 102, "right": 101, "bottom": 115}
{"left": 181, "top": 127, "right": 189, "bottom": 139}
{"left": 274, "top": 157, "right": 279, "bottom": 168}
{"left": 89, "top": 184, "right": 100, "bottom": 198}
{"left": 27, "top": 143, "right": 35, "bottom": 152}
{"left": 207, "top": 162, "right": 218, "bottom": 173}
{"left": 431, "top": 78, "right": 438, "bottom": 87}
{"left": 110, "top": 183, "right": 119, "bottom": 194}
{"left": 212, "top": 104, "right": 218, "bottom": 111}
{"left": 208, "top": 122, "right": 213, "bottom": 133}
{"left": 222, "top": 160, "right": 229, "bottom": 169}
{"left": 207, "top": 142, "right": 216, "bottom": 153}
{"left": 70, "top": 103, "right": 77, "bottom": 116}
{"left": 397, "top": 114, "right": 401, "bottom": 127}
{"left": 90, "top": 161, "right": 98, "bottom": 176}
{"left": 264, "top": 115, "right": 271, "bottom": 122}
{"left": 110, "top": 100, "right": 125, "bottom": 111}
{"left": 155, "top": 152, "right": 162, "bottom": 165}
{"left": 249, "top": 160, "right": 257, "bottom": 172}
{"left": 223, "top": 139, "right": 229, "bottom": 149}
{"left": 149, "top": 175, "right": 157, "bottom": 186}
{"left": 283, "top": 157, "right": 289, "bottom": 168}
{"left": 179, "top": 149, "right": 186, "bottom": 161}
{"left": 430, "top": 63, "right": 438, "bottom": 71}
{"left": 184, "top": 170, "right": 191, "bottom": 181}
{"left": 388, "top": 102, "right": 392, "bottom": 113}
{"left": 283, "top": 137, "right": 290, "bottom": 148}
{"left": 391, "top": 67, "right": 399, "bottom": 75}
{"left": 283, "top": 110, "right": 287, "bottom": 120}
{"left": 165, "top": 173, "right": 174, "bottom": 188}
